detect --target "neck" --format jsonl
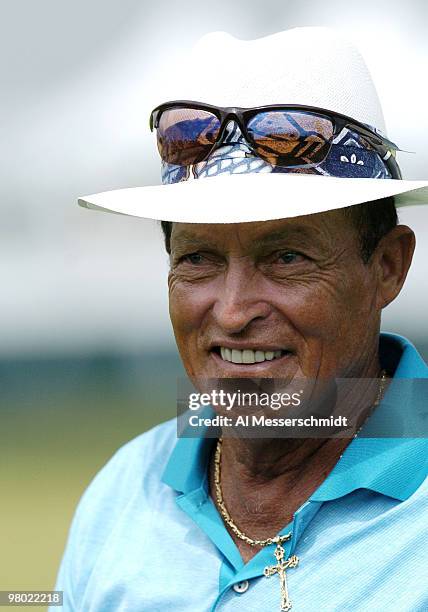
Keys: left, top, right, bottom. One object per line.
{"left": 220, "top": 436, "right": 345, "bottom": 482}
{"left": 216, "top": 436, "right": 352, "bottom": 505}
{"left": 209, "top": 436, "right": 348, "bottom": 562}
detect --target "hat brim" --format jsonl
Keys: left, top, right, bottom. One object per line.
{"left": 78, "top": 173, "right": 428, "bottom": 223}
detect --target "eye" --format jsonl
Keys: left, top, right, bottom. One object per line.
{"left": 181, "top": 252, "right": 204, "bottom": 265}
{"left": 277, "top": 251, "right": 302, "bottom": 264}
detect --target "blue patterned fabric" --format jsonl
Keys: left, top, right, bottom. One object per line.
{"left": 161, "top": 121, "right": 393, "bottom": 184}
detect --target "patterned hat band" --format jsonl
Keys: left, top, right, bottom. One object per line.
{"left": 161, "top": 121, "right": 394, "bottom": 185}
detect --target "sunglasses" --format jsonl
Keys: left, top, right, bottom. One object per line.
{"left": 149, "top": 101, "right": 401, "bottom": 178}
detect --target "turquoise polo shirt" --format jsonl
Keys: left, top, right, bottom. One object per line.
{"left": 52, "top": 333, "right": 428, "bottom": 611}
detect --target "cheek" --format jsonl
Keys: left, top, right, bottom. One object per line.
{"left": 168, "top": 275, "right": 214, "bottom": 335}
{"left": 275, "top": 270, "right": 376, "bottom": 342}
{"left": 279, "top": 286, "right": 340, "bottom": 341}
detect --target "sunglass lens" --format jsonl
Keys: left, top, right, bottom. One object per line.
{"left": 246, "top": 111, "right": 334, "bottom": 167}
{"left": 156, "top": 108, "right": 221, "bottom": 165}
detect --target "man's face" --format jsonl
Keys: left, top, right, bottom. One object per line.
{"left": 168, "top": 211, "right": 383, "bottom": 381}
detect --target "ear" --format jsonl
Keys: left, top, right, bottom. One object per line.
{"left": 373, "top": 225, "right": 416, "bottom": 309}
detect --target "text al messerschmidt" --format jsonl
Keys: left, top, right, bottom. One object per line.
{"left": 188, "top": 415, "right": 349, "bottom": 428}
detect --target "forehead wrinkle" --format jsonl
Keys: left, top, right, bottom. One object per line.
{"left": 171, "top": 223, "right": 255, "bottom": 247}
{"left": 231, "top": 224, "right": 249, "bottom": 253}
{"left": 251, "top": 226, "right": 326, "bottom": 251}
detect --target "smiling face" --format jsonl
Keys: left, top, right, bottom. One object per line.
{"left": 168, "top": 211, "right": 389, "bottom": 383}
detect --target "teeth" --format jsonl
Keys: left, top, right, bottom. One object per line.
{"left": 231, "top": 349, "right": 242, "bottom": 364}
{"left": 219, "top": 348, "right": 284, "bottom": 364}
{"left": 242, "top": 349, "right": 255, "bottom": 364}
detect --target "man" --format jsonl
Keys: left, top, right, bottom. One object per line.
{"left": 53, "top": 28, "right": 428, "bottom": 611}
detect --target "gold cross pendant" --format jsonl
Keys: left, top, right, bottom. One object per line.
{"left": 264, "top": 542, "right": 299, "bottom": 611}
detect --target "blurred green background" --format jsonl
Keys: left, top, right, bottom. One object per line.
{"left": 0, "top": 352, "right": 184, "bottom": 611}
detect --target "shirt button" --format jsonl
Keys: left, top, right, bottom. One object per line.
{"left": 233, "top": 580, "right": 249, "bottom": 594}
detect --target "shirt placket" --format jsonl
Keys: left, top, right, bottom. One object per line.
{"left": 211, "top": 500, "right": 323, "bottom": 610}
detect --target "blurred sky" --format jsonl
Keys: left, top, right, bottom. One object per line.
{"left": 1, "top": 0, "right": 427, "bottom": 358}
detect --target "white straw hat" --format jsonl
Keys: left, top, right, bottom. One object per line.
{"left": 78, "top": 27, "right": 428, "bottom": 223}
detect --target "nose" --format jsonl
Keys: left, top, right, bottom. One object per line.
{"left": 212, "top": 260, "right": 272, "bottom": 334}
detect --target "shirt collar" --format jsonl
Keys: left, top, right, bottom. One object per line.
{"left": 161, "top": 333, "right": 428, "bottom": 502}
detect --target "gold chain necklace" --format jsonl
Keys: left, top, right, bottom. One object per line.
{"left": 213, "top": 370, "right": 388, "bottom": 611}
{"left": 214, "top": 437, "right": 297, "bottom": 611}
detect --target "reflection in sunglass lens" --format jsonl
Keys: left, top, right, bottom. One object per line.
{"left": 247, "top": 111, "right": 334, "bottom": 167}
{"left": 157, "top": 108, "right": 221, "bottom": 165}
